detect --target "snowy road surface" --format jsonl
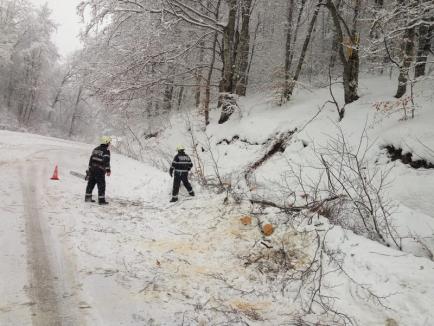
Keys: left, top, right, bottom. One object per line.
{"left": 1, "top": 138, "right": 88, "bottom": 325}
{"left": 21, "top": 157, "right": 85, "bottom": 325}
{"left": 1, "top": 130, "right": 434, "bottom": 326}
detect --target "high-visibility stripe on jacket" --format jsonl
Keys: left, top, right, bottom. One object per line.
{"left": 169, "top": 152, "right": 193, "bottom": 174}
{"left": 88, "top": 144, "right": 111, "bottom": 173}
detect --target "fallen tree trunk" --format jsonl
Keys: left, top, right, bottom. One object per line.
{"left": 244, "top": 129, "right": 298, "bottom": 187}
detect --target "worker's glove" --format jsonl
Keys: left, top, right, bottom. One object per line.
{"left": 85, "top": 170, "right": 89, "bottom": 181}
{"left": 169, "top": 170, "right": 173, "bottom": 177}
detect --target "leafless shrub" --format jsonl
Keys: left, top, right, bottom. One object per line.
{"left": 316, "top": 125, "right": 400, "bottom": 249}
{"left": 373, "top": 95, "right": 415, "bottom": 121}
{"left": 407, "top": 232, "right": 434, "bottom": 262}
{"left": 184, "top": 114, "right": 245, "bottom": 204}
{"left": 327, "top": 67, "right": 346, "bottom": 121}
{"left": 243, "top": 122, "right": 399, "bottom": 249}
{"left": 243, "top": 222, "right": 395, "bottom": 325}
{"left": 184, "top": 113, "right": 207, "bottom": 185}
{"left": 244, "top": 228, "right": 312, "bottom": 277}
{"left": 242, "top": 226, "right": 358, "bottom": 325}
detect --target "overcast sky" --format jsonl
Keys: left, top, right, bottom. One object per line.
{"left": 29, "top": 0, "right": 83, "bottom": 57}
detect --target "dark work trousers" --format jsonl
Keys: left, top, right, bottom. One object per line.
{"left": 172, "top": 171, "right": 193, "bottom": 198}
{"left": 85, "top": 168, "right": 106, "bottom": 201}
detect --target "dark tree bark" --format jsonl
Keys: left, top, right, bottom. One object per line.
{"left": 220, "top": 0, "right": 253, "bottom": 97}
{"left": 282, "top": 0, "right": 295, "bottom": 102}
{"left": 162, "top": 82, "right": 174, "bottom": 112}
{"left": 245, "top": 13, "right": 261, "bottom": 89}
{"left": 203, "top": 0, "right": 222, "bottom": 126}
{"left": 285, "top": 0, "right": 321, "bottom": 98}
{"left": 395, "top": 0, "right": 418, "bottom": 98}
{"left": 289, "top": 0, "right": 307, "bottom": 69}
{"left": 218, "top": 0, "right": 256, "bottom": 124}
{"left": 177, "top": 86, "right": 184, "bottom": 110}
{"left": 69, "top": 85, "right": 83, "bottom": 137}
{"left": 195, "top": 42, "right": 205, "bottom": 109}
{"left": 329, "top": 0, "right": 343, "bottom": 68}
{"left": 326, "top": 0, "right": 360, "bottom": 104}
{"left": 220, "top": 0, "right": 238, "bottom": 95}
{"left": 163, "top": 64, "right": 175, "bottom": 112}
{"left": 395, "top": 26, "right": 416, "bottom": 98}
{"left": 415, "top": 23, "right": 432, "bottom": 78}
{"left": 234, "top": 0, "right": 253, "bottom": 96}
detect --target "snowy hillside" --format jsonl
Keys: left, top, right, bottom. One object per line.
{"left": 1, "top": 75, "right": 434, "bottom": 325}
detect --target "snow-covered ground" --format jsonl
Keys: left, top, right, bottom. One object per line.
{"left": 1, "top": 76, "right": 434, "bottom": 325}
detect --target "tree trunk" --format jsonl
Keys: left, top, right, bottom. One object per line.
{"left": 204, "top": 33, "right": 218, "bottom": 126}
{"left": 217, "top": 0, "right": 239, "bottom": 124}
{"left": 6, "top": 72, "right": 15, "bottom": 109}
{"left": 414, "top": 23, "right": 432, "bottom": 78}
{"left": 69, "top": 85, "right": 83, "bottom": 137}
{"left": 203, "top": 0, "right": 222, "bottom": 126}
{"left": 177, "top": 86, "right": 184, "bottom": 110}
{"left": 163, "top": 83, "right": 174, "bottom": 112}
{"left": 329, "top": 0, "right": 343, "bottom": 68}
{"left": 343, "top": 52, "right": 359, "bottom": 103}
{"left": 220, "top": 0, "right": 237, "bottom": 95}
{"left": 326, "top": 0, "right": 360, "bottom": 104}
{"left": 20, "top": 64, "right": 31, "bottom": 123}
{"left": 282, "top": 0, "right": 295, "bottom": 102}
{"left": 195, "top": 73, "right": 202, "bottom": 109}
{"left": 163, "top": 64, "right": 175, "bottom": 112}
{"left": 286, "top": 1, "right": 321, "bottom": 98}
{"left": 195, "top": 41, "right": 205, "bottom": 109}
{"left": 245, "top": 15, "right": 260, "bottom": 88}
{"left": 395, "top": 26, "right": 416, "bottom": 98}
{"left": 234, "top": 0, "right": 253, "bottom": 96}
{"left": 26, "top": 88, "right": 37, "bottom": 124}
{"left": 282, "top": 0, "right": 307, "bottom": 102}
{"left": 289, "top": 0, "right": 307, "bottom": 71}
{"left": 49, "top": 71, "right": 71, "bottom": 120}
{"left": 345, "top": 0, "right": 360, "bottom": 103}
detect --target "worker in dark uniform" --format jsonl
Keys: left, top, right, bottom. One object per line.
{"left": 169, "top": 145, "right": 194, "bottom": 202}
{"left": 85, "top": 136, "right": 112, "bottom": 205}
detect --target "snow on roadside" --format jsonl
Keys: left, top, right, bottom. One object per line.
{"left": 2, "top": 74, "right": 434, "bottom": 325}
{"left": 131, "top": 75, "right": 434, "bottom": 324}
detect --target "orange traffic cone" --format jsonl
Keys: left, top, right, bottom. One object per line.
{"left": 50, "top": 165, "right": 60, "bottom": 180}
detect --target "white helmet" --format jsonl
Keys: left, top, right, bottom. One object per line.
{"left": 176, "top": 144, "right": 185, "bottom": 151}
{"left": 100, "top": 136, "right": 112, "bottom": 145}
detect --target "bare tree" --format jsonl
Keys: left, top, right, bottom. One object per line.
{"left": 234, "top": 0, "right": 253, "bottom": 96}
{"left": 324, "top": 0, "right": 361, "bottom": 104}
{"left": 282, "top": 0, "right": 308, "bottom": 103}
{"left": 284, "top": 0, "right": 321, "bottom": 100}
{"left": 414, "top": 21, "right": 433, "bottom": 78}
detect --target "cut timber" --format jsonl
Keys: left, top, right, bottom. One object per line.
{"left": 240, "top": 216, "right": 253, "bottom": 225}
{"left": 262, "top": 224, "right": 274, "bottom": 236}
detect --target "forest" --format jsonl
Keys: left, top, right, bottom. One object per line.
{"left": 1, "top": 1, "right": 434, "bottom": 325}
{"left": 0, "top": 0, "right": 432, "bottom": 141}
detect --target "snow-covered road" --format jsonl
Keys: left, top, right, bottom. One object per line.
{"left": 1, "top": 136, "right": 92, "bottom": 325}
{"left": 0, "top": 130, "right": 268, "bottom": 325}
{"left": 2, "top": 130, "right": 434, "bottom": 326}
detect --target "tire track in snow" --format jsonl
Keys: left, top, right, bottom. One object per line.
{"left": 20, "top": 161, "right": 84, "bottom": 326}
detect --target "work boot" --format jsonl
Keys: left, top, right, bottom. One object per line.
{"left": 170, "top": 197, "right": 178, "bottom": 203}
{"left": 189, "top": 191, "right": 195, "bottom": 197}
{"left": 99, "top": 199, "right": 109, "bottom": 205}
{"left": 85, "top": 196, "right": 95, "bottom": 203}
